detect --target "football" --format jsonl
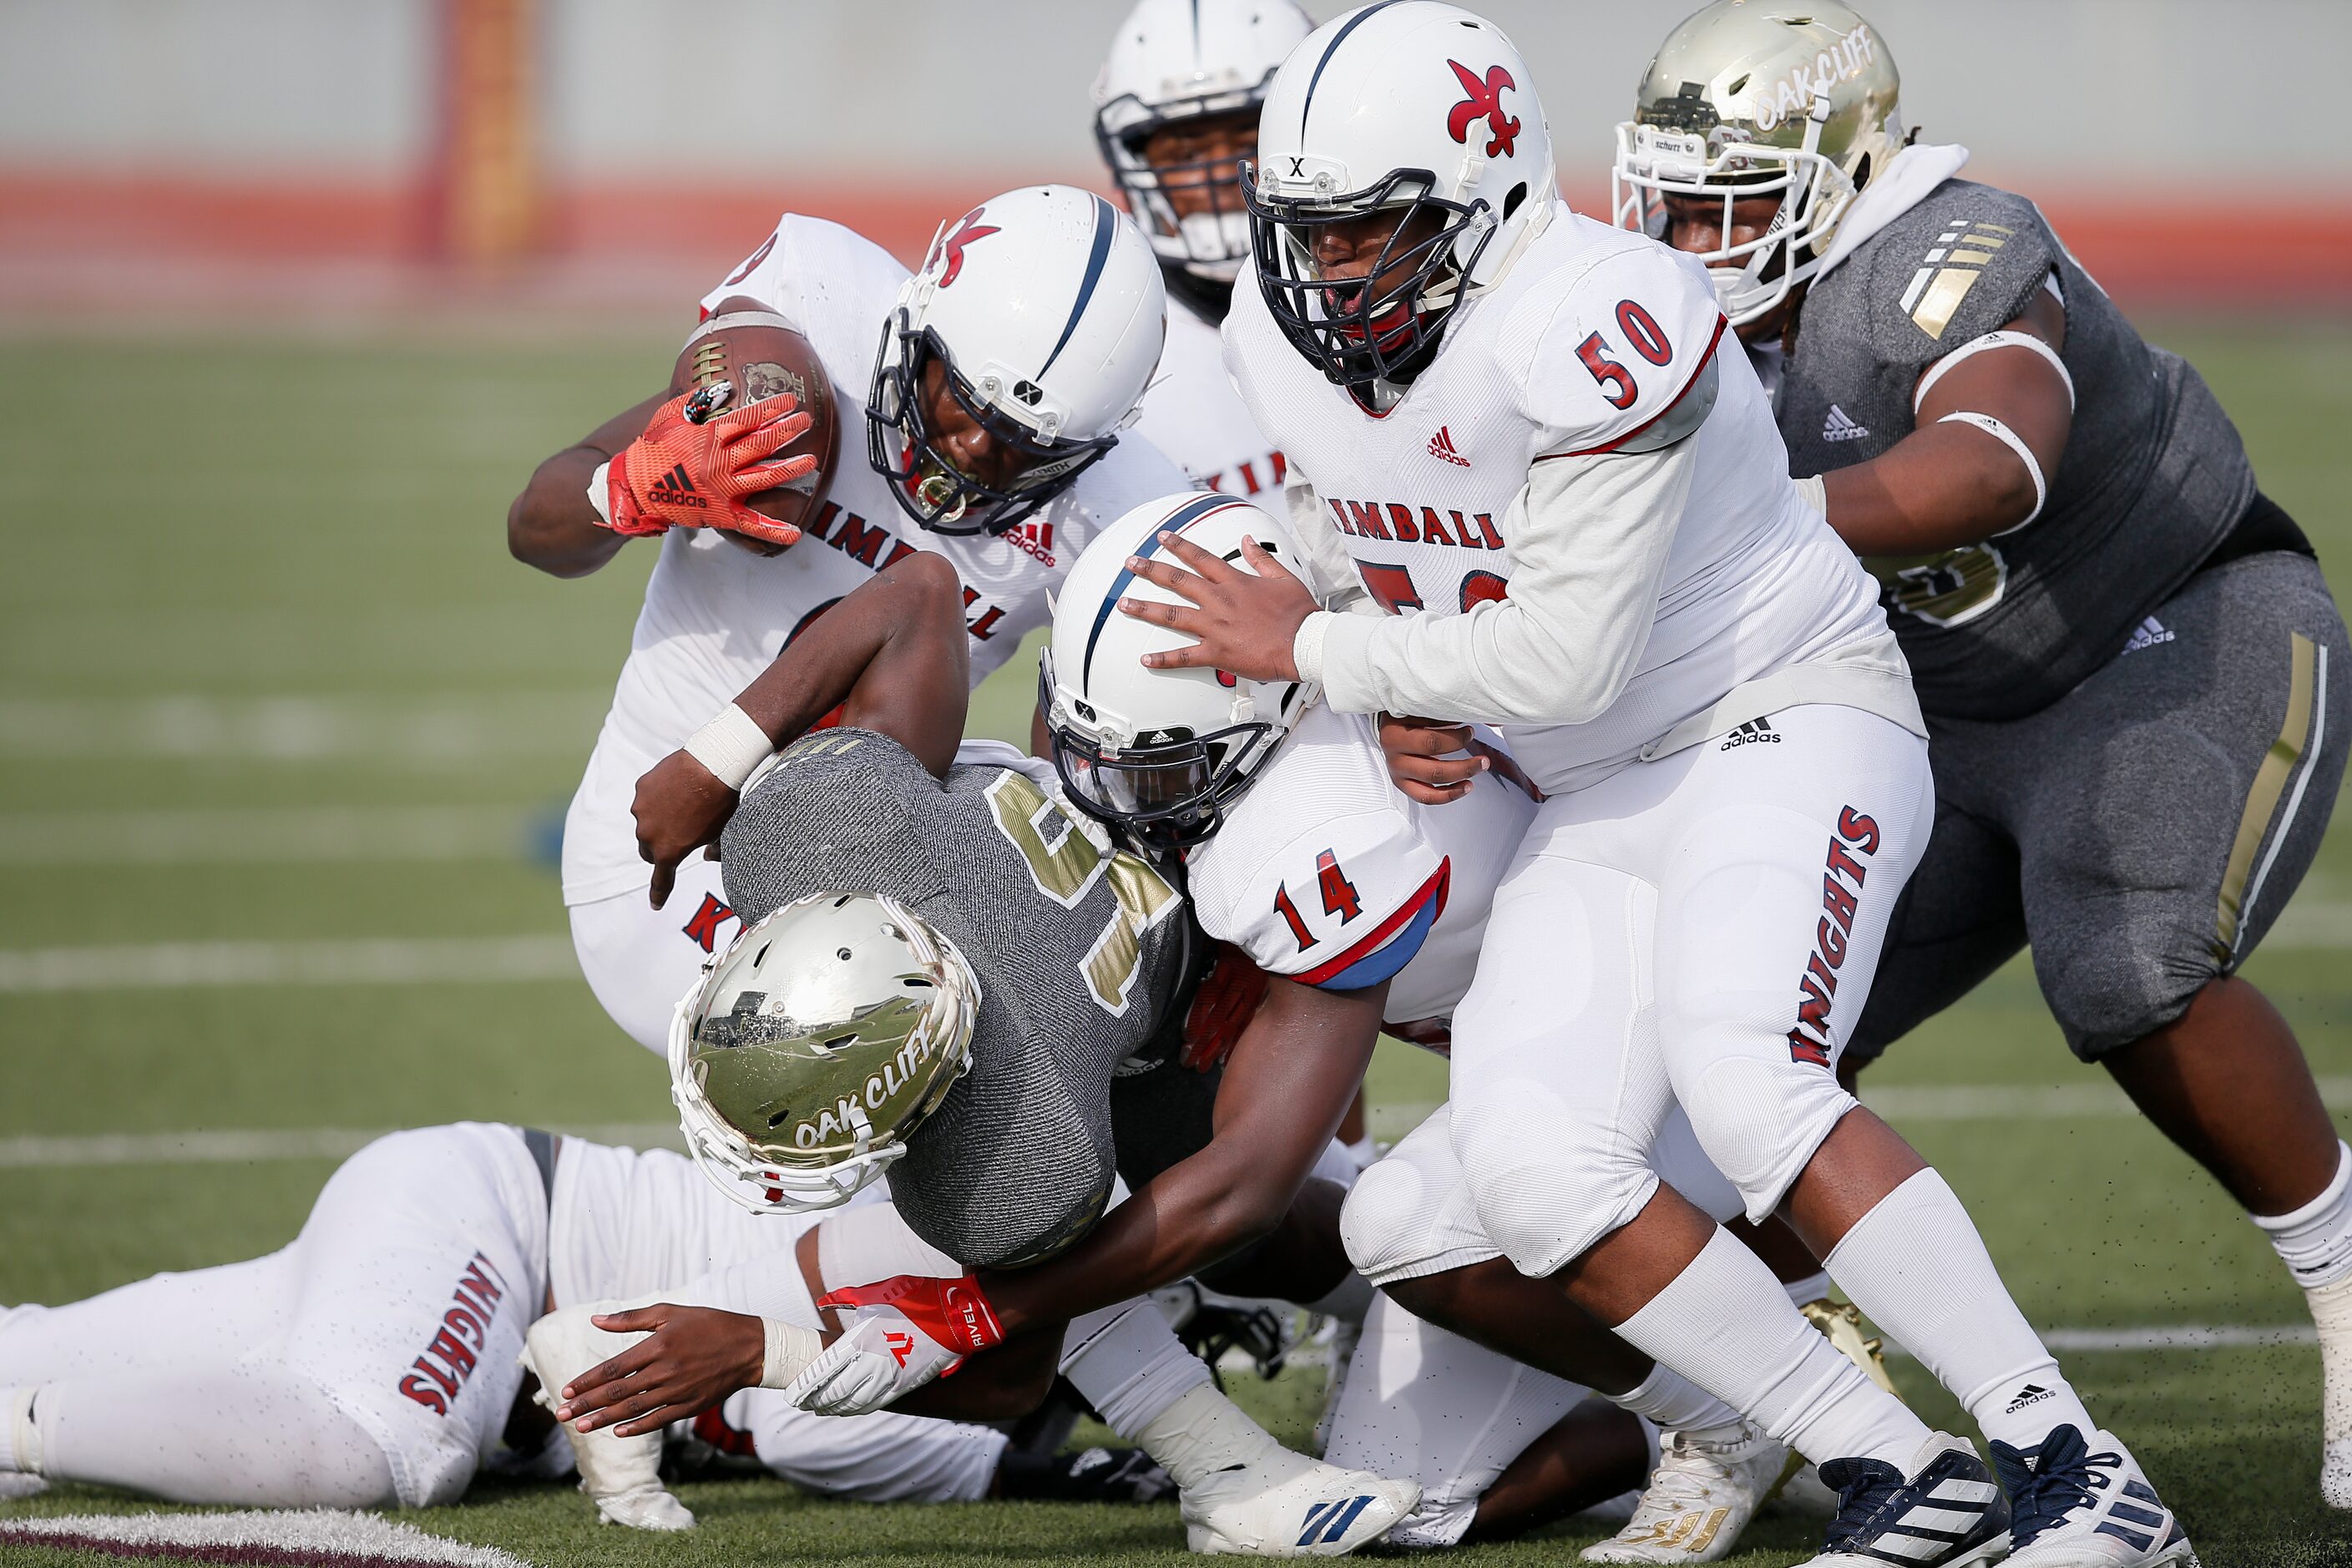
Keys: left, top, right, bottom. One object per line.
{"left": 670, "top": 295, "right": 841, "bottom": 550}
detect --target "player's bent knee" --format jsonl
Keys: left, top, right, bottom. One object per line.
{"left": 1449, "top": 1101, "right": 1657, "bottom": 1275}
{"left": 2038, "top": 933, "right": 2207, "bottom": 1060}
{"left": 1340, "top": 1108, "right": 1503, "bottom": 1286}
{"left": 1671, "top": 1050, "right": 1857, "bottom": 1221}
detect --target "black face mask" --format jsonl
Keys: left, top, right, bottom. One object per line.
{"left": 1039, "top": 665, "right": 1280, "bottom": 853}
{"left": 1242, "top": 164, "right": 1501, "bottom": 402}
{"left": 864, "top": 315, "right": 1115, "bottom": 538}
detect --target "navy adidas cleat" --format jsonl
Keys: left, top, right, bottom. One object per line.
{"left": 1990, "top": 1425, "right": 2198, "bottom": 1567}
{"left": 1798, "top": 1431, "right": 2011, "bottom": 1566}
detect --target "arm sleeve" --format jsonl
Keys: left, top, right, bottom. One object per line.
{"left": 1282, "top": 468, "right": 1378, "bottom": 617}
{"left": 1299, "top": 437, "right": 1700, "bottom": 723}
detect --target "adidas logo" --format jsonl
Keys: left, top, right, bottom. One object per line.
{"left": 1427, "top": 425, "right": 1470, "bottom": 467}
{"left": 2120, "top": 615, "right": 2174, "bottom": 655}
{"left": 1821, "top": 404, "right": 1870, "bottom": 443}
{"left": 647, "top": 463, "right": 706, "bottom": 508}
{"left": 1297, "top": 1495, "right": 1378, "bottom": 1548}
{"left": 2006, "top": 1383, "right": 2056, "bottom": 1414}
{"left": 1005, "top": 518, "right": 1056, "bottom": 568}
{"left": 1720, "top": 716, "right": 1781, "bottom": 751}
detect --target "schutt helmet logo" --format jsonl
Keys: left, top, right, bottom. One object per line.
{"left": 928, "top": 207, "right": 1002, "bottom": 288}
{"left": 1445, "top": 61, "right": 1522, "bottom": 158}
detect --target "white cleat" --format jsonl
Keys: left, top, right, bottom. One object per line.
{"left": 0, "top": 1473, "right": 47, "bottom": 1500}
{"left": 1181, "top": 1446, "right": 1419, "bottom": 1557}
{"left": 1990, "top": 1425, "right": 2197, "bottom": 1568}
{"left": 520, "top": 1305, "right": 694, "bottom": 1532}
{"left": 2309, "top": 1272, "right": 2352, "bottom": 1508}
{"left": 1581, "top": 1420, "right": 1786, "bottom": 1562}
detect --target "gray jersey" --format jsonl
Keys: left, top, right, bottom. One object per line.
{"left": 719, "top": 730, "right": 1192, "bottom": 1269}
{"left": 1770, "top": 179, "right": 2256, "bottom": 720}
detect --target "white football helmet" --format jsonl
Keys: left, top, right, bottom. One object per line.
{"left": 1041, "top": 491, "right": 1318, "bottom": 850}
{"left": 868, "top": 185, "right": 1167, "bottom": 536}
{"left": 1092, "top": 0, "right": 1314, "bottom": 313}
{"left": 1611, "top": 1, "right": 1904, "bottom": 328}
{"left": 668, "top": 893, "right": 981, "bottom": 1214}
{"left": 1243, "top": 2, "right": 1555, "bottom": 402}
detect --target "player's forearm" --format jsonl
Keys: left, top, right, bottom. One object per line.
{"left": 1304, "top": 447, "right": 1687, "bottom": 725}
{"left": 507, "top": 388, "right": 670, "bottom": 577}
{"left": 979, "top": 1147, "right": 1300, "bottom": 1334}
{"left": 508, "top": 446, "right": 629, "bottom": 576}
{"left": 732, "top": 552, "right": 971, "bottom": 776}
{"left": 1818, "top": 426, "right": 2041, "bottom": 555}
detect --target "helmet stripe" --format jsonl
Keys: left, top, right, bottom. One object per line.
{"left": 1299, "top": 0, "right": 1409, "bottom": 138}
{"left": 1037, "top": 195, "right": 1122, "bottom": 378}
{"left": 1081, "top": 493, "right": 1252, "bottom": 687}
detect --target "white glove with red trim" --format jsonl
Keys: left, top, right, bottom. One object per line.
{"left": 787, "top": 1272, "right": 1004, "bottom": 1417}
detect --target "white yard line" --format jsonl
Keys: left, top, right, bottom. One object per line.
{"left": 0, "top": 805, "right": 530, "bottom": 865}
{"left": 0, "top": 1122, "right": 682, "bottom": 1169}
{"left": 0, "top": 934, "right": 579, "bottom": 993}
{"left": 0, "top": 693, "right": 605, "bottom": 761}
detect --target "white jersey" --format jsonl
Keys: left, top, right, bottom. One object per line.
{"left": 1132, "top": 296, "right": 1286, "bottom": 502}
{"left": 1183, "top": 701, "right": 1533, "bottom": 1027}
{"left": 1223, "top": 201, "right": 1903, "bottom": 796}
{"left": 563, "top": 215, "right": 1191, "bottom": 903}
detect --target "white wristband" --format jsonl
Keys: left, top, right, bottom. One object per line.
{"left": 684, "top": 704, "right": 773, "bottom": 790}
{"left": 761, "top": 1318, "right": 825, "bottom": 1389}
{"left": 586, "top": 460, "right": 615, "bottom": 527}
{"left": 1792, "top": 473, "right": 1828, "bottom": 519}
{"left": 1937, "top": 411, "right": 2046, "bottom": 532}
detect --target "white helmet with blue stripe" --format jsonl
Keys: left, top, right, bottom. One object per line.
{"left": 1042, "top": 490, "right": 1319, "bottom": 850}
{"left": 869, "top": 184, "right": 1167, "bottom": 536}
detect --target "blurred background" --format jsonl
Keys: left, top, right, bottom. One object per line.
{"left": 3, "top": 5, "right": 2352, "bottom": 1557}
{"left": 2, "top": 0, "right": 2346, "bottom": 319}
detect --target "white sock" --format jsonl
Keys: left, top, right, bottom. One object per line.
{"left": 1615, "top": 1227, "right": 1928, "bottom": 1470}
{"left": 1059, "top": 1298, "right": 1214, "bottom": 1439}
{"left": 1, "top": 1387, "right": 38, "bottom": 1473}
{"left": 2254, "top": 1141, "right": 2352, "bottom": 1290}
{"left": 1824, "top": 1168, "right": 2095, "bottom": 1452}
{"left": 1781, "top": 1271, "right": 1834, "bottom": 1308}
{"left": 1606, "top": 1362, "right": 1746, "bottom": 1435}
{"left": 1131, "top": 1383, "right": 1284, "bottom": 1493}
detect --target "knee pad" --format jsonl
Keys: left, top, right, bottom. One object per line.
{"left": 2034, "top": 921, "right": 2205, "bottom": 1060}
{"left": 1448, "top": 1098, "right": 1660, "bottom": 1277}
{"left": 1338, "top": 1110, "right": 1503, "bottom": 1287}
{"left": 1668, "top": 1049, "right": 1855, "bottom": 1222}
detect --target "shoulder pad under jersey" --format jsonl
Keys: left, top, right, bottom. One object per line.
{"left": 1184, "top": 705, "right": 1449, "bottom": 991}
{"left": 1518, "top": 238, "right": 1730, "bottom": 460}
{"left": 1854, "top": 180, "right": 2059, "bottom": 367}
{"left": 698, "top": 213, "right": 903, "bottom": 325}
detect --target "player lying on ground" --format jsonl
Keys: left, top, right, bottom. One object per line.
{"left": 1117, "top": 7, "right": 2196, "bottom": 1565}
{"left": 532, "top": 549, "right": 1420, "bottom": 1555}
{"left": 0, "top": 1123, "right": 1170, "bottom": 1518}
{"left": 570, "top": 492, "right": 1870, "bottom": 1557}
{"left": 507, "top": 185, "right": 1188, "bottom": 1055}
{"left": 1612, "top": 0, "right": 2352, "bottom": 1512}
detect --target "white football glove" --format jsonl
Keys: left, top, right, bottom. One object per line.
{"left": 787, "top": 1306, "right": 963, "bottom": 1416}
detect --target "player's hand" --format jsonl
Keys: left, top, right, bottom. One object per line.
{"left": 1118, "top": 533, "right": 1317, "bottom": 684}
{"left": 604, "top": 389, "right": 815, "bottom": 547}
{"left": 632, "top": 750, "right": 736, "bottom": 910}
{"left": 554, "top": 1303, "right": 765, "bottom": 1439}
{"left": 787, "top": 1274, "right": 1004, "bottom": 1417}
{"left": 1378, "top": 712, "right": 1485, "bottom": 805}
{"left": 1182, "top": 943, "right": 1270, "bottom": 1072}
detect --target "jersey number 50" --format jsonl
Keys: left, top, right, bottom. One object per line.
{"left": 985, "top": 771, "right": 1181, "bottom": 1016}
{"left": 1577, "top": 301, "right": 1675, "bottom": 412}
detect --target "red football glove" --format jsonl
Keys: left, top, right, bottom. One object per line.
{"left": 788, "top": 1274, "right": 1004, "bottom": 1417}
{"left": 603, "top": 389, "right": 816, "bottom": 547}
{"left": 1182, "top": 942, "right": 1272, "bottom": 1072}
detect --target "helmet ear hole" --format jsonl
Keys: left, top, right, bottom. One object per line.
{"left": 1501, "top": 183, "right": 1528, "bottom": 223}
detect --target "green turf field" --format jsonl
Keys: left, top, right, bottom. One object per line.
{"left": 3, "top": 320, "right": 2352, "bottom": 1566}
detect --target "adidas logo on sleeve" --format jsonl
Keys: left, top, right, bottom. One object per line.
{"left": 1821, "top": 405, "right": 1870, "bottom": 443}
{"left": 2119, "top": 615, "right": 2175, "bottom": 655}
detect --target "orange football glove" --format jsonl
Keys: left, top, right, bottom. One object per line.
{"left": 603, "top": 389, "right": 816, "bottom": 547}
